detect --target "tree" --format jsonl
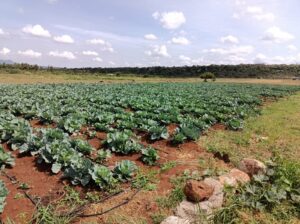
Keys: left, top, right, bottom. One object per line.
{"left": 200, "top": 72, "right": 216, "bottom": 82}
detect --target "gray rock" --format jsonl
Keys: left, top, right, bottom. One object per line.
{"left": 203, "top": 178, "right": 224, "bottom": 209}
{"left": 219, "top": 168, "right": 250, "bottom": 187}
{"left": 161, "top": 216, "right": 190, "bottom": 224}
{"left": 175, "top": 200, "right": 198, "bottom": 221}
{"left": 239, "top": 158, "right": 266, "bottom": 176}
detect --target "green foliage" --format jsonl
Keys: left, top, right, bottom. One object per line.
{"left": 132, "top": 169, "right": 159, "bottom": 190}
{"left": 151, "top": 212, "right": 167, "bottom": 224}
{"left": 96, "top": 149, "right": 112, "bottom": 163}
{"left": 0, "top": 180, "right": 8, "bottom": 213}
{"left": 148, "top": 126, "right": 169, "bottom": 140}
{"left": 214, "top": 158, "right": 300, "bottom": 223}
{"left": 141, "top": 146, "right": 159, "bottom": 165}
{"left": 113, "top": 160, "right": 138, "bottom": 182}
{"left": 200, "top": 72, "right": 216, "bottom": 81}
{"left": 63, "top": 157, "right": 93, "bottom": 186}
{"left": 227, "top": 118, "right": 243, "bottom": 131}
{"left": 160, "top": 161, "right": 177, "bottom": 172}
{"left": 103, "top": 131, "right": 142, "bottom": 155}
{"left": 32, "top": 205, "right": 75, "bottom": 224}
{"left": 172, "top": 132, "right": 187, "bottom": 144}
{"left": 89, "top": 164, "right": 117, "bottom": 189}
{"left": 71, "top": 138, "right": 94, "bottom": 155}
{"left": 0, "top": 146, "right": 15, "bottom": 168}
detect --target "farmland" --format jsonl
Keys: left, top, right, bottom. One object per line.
{"left": 0, "top": 82, "right": 300, "bottom": 223}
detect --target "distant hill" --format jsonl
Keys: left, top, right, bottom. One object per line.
{"left": 0, "top": 59, "right": 14, "bottom": 64}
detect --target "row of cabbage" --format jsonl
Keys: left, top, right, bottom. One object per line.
{"left": 0, "top": 83, "right": 299, "bottom": 143}
{"left": 0, "top": 111, "right": 160, "bottom": 213}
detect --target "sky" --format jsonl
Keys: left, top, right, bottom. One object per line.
{"left": 0, "top": 0, "right": 300, "bottom": 68}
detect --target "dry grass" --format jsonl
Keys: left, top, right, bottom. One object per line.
{"left": 0, "top": 72, "right": 300, "bottom": 85}
{"left": 199, "top": 92, "right": 300, "bottom": 165}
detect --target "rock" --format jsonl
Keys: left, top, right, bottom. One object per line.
{"left": 161, "top": 216, "right": 190, "bottom": 224}
{"left": 184, "top": 180, "right": 214, "bottom": 202}
{"left": 176, "top": 178, "right": 224, "bottom": 221}
{"left": 238, "top": 158, "right": 266, "bottom": 176}
{"left": 203, "top": 178, "right": 223, "bottom": 194}
{"left": 203, "top": 178, "right": 224, "bottom": 209}
{"left": 198, "top": 201, "right": 213, "bottom": 215}
{"left": 175, "top": 200, "right": 198, "bottom": 221}
{"left": 219, "top": 168, "right": 250, "bottom": 187}
{"left": 229, "top": 168, "right": 250, "bottom": 184}
{"left": 219, "top": 175, "right": 237, "bottom": 187}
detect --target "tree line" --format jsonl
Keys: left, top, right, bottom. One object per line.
{"left": 1, "top": 63, "right": 300, "bottom": 78}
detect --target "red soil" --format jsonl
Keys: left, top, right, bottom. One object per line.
{"left": 1, "top": 119, "right": 230, "bottom": 223}
{"left": 0, "top": 144, "right": 64, "bottom": 223}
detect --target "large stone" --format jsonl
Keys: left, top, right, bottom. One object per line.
{"left": 175, "top": 200, "right": 198, "bottom": 221}
{"left": 184, "top": 180, "right": 214, "bottom": 202}
{"left": 238, "top": 158, "right": 266, "bottom": 176}
{"left": 219, "top": 168, "right": 250, "bottom": 187}
{"left": 176, "top": 178, "right": 224, "bottom": 221}
{"left": 203, "top": 178, "right": 224, "bottom": 209}
{"left": 218, "top": 175, "right": 237, "bottom": 187}
{"left": 229, "top": 168, "right": 250, "bottom": 184}
{"left": 161, "top": 216, "right": 190, "bottom": 224}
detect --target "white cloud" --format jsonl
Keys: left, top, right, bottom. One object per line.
{"left": 288, "top": 44, "right": 297, "bottom": 51}
{"left": 254, "top": 53, "right": 267, "bottom": 63}
{"left": 22, "top": 24, "right": 51, "bottom": 38}
{"left": 87, "top": 38, "right": 114, "bottom": 52}
{"left": 105, "top": 47, "right": 114, "bottom": 53}
{"left": 82, "top": 51, "right": 98, "bottom": 56}
{"left": 253, "top": 13, "right": 275, "bottom": 22}
{"left": 171, "top": 36, "right": 190, "bottom": 45}
{"left": 87, "top": 38, "right": 106, "bottom": 45}
{"left": 261, "top": 26, "right": 295, "bottom": 43}
{"left": 18, "top": 49, "right": 42, "bottom": 58}
{"left": 145, "top": 45, "right": 170, "bottom": 57}
{"left": 179, "top": 55, "right": 191, "bottom": 61}
{"left": 253, "top": 53, "right": 299, "bottom": 64}
{"left": 53, "top": 35, "right": 74, "bottom": 44}
{"left": 246, "top": 6, "right": 263, "bottom": 14}
{"left": 93, "top": 57, "right": 103, "bottom": 62}
{"left": 226, "top": 55, "right": 246, "bottom": 64}
{"left": 220, "top": 35, "right": 239, "bottom": 44}
{"left": 109, "top": 61, "right": 116, "bottom": 65}
{"left": 204, "top": 45, "right": 254, "bottom": 56}
{"left": 0, "top": 47, "right": 10, "bottom": 55}
{"left": 153, "top": 11, "right": 186, "bottom": 29}
{"left": 0, "top": 28, "right": 5, "bottom": 35}
{"left": 49, "top": 51, "right": 76, "bottom": 60}
{"left": 144, "top": 34, "right": 157, "bottom": 40}
{"left": 234, "top": 4, "right": 275, "bottom": 22}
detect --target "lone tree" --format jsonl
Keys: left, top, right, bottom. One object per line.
{"left": 200, "top": 72, "right": 216, "bottom": 82}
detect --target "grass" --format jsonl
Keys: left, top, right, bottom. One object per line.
{"left": 199, "top": 92, "right": 300, "bottom": 224}
{"left": 1, "top": 71, "right": 300, "bottom": 85}
{"left": 200, "top": 92, "right": 300, "bottom": 165}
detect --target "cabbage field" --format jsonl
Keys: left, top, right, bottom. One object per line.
{"left": 0, "top": 82, "right": 300, "bottom": 215}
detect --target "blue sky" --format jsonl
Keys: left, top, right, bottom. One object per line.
{"left": 0, "top": 0, "right": 299, "bottom": 67}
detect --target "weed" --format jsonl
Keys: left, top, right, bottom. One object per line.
{"left": 160, "top": 161, "right": 177, "bottom": 172}
{"left": 151, "top": 212, "right": 167, "bottom": 224}
{"left": 132, "top": 169, "right": 159, "bottom": 190}
{"left": 213, "top": 158, "right": 300, "bottom": 223}
{"left": 31, "top": 205, "right": 75, "bottom": 224}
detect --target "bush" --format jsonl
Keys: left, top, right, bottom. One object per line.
{"left": 200, "top": 72, "right": 216, "bottom": 82}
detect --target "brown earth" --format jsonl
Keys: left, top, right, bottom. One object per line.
{"left": 0, "top": 119, "right": 230, "bottom": 224}
{"left": 0, "top": 144, "right": 64, "bottom": 223}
